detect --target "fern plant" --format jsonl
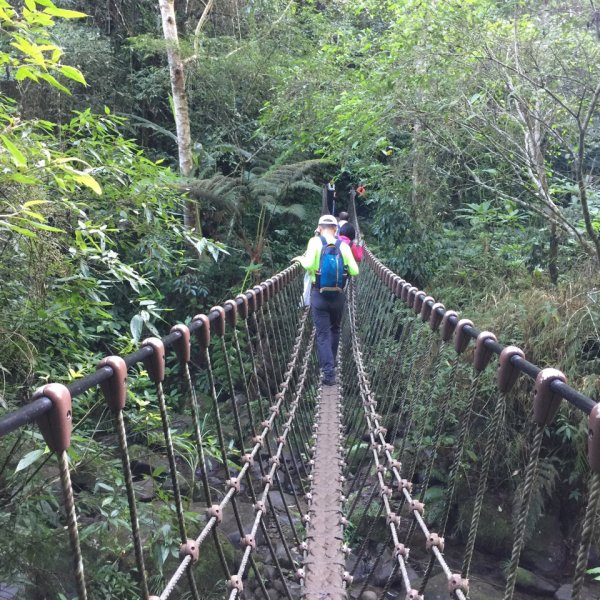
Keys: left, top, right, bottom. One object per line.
{"left": 182, "top": 156, "right": 333, "bottom": 285}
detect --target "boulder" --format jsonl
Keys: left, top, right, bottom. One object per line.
{"left": 268, "top": 491, "right": 301, "bottom": 514}
{"left": 515, "top": 566, "right": 557, "bottom": 596}
{"left": 287, "top": 580, "right": 302, "bottom": 599}
{"left": 424, "top": 572, "right": 504, "bottom": 600}
{"left": 266, "top": 588, "right": 280, "bottom": 600}
{"left": 371, "top": 547, "right": 418, "bottom": 587}
{"left": 522, "top": 513, "right": 567, "bottom": 577}
{"left": 133, "top": 476, "right": 157, "bottom": 502}
{"left": 272, "top": 540, "right": 301, "bottom": 569}
{"left": 128, "top": 444, "right": 170, "bottom": 481}
{"left": 0, "top": 584, "right": 21, "bottom": 599}
{"left": 199, "top": 499, "right": 264, "bottom": 547}
{"left": 554, "top": 583, "right": 597, "bottom": 600}
{"left": 458, "top": 497, "right": 512, "bottom": 557}
{"left": 197, "top": 532, "right": 235, "bottom": 592}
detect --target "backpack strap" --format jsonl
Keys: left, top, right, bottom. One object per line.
{"left": 337, "top": 240, "right": 349, "bottom": 276}
{"left": 319, "top": 235, "right": 328, "bottom": 249}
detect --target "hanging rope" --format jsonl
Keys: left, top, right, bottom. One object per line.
{"left": 344, "top": 279, "right": 469, "bottom": 600}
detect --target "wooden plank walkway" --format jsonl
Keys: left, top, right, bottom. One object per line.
{"left": 302, "top": 383, "right": 347, "bottom": 600}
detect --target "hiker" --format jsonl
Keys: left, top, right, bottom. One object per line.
{"left": 338, "top": 222, "right": 364, "bottom": 263}
{"left": 326, "top": 182, "right": 336, "bottom": 214}
{"left": 293, "top": 215, "right": 359, "bottom": 385}
{"left": 337, "top": 211, "right": 349, "bottom": 230}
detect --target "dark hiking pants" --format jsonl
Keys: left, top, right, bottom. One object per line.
{"left": 311, "top": 288, "right": 345, "bottom": 380}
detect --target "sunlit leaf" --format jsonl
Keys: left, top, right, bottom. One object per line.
{"left": 60, "top": 65, "right": 87, "bottom": 86}
{"left": 38, "top": 72, "right": 71, "bottom": 94}
{"left": 30, "top": 221, "right": 62, "bottom": 233}
{"left": 23, "top": 200, "right": 48, "bottom": 208}
{"left": 43, "top": 6, "right": 87, "bottom": 19}
{"left": 3, "top": 222, "right": 36, "bottom": 237}
{"left": 16, "top": 449, "right": 45, "bottom": 472}
{"left": 73, "top": 173, "right": 102, "bottom": 195}
{"left": 130, "top": 314, "right": 144, "bottom": 342}
{"left": 1, "top": 135, "right": 27, "bottom": 167}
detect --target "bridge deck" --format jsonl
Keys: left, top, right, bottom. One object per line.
{"left": 303, "top": 383, "right": 347, "bottom": 600}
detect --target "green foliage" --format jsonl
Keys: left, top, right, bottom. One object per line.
{"left": 589, "top": 566, "right": 600, "bottom": 582}
{"left": 0, "top": 0, "right": 87, "bottom": 90}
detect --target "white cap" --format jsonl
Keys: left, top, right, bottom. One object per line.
{"left": 318, "top": 214, "right": 337, "bottom": 226}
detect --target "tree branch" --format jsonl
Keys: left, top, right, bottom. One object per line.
{"left": 183, "top": 0, "right": 214, "bottom": 65}
{"left": 223, "top": 0, "right": 294, "bottom": 59}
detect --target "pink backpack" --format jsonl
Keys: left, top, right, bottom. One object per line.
{"left": 339, "top": 235, "right": 364, "bottom": 263}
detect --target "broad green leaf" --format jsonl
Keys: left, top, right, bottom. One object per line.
{"left": 30, "top": 221, "right": 62, "bottom": 233}
{"left": 146, "top": 321, "right": 160, "bottom": 336}
{"left": 22, "top": 200, "right": 48, "bottom": 208}
{"left": 60, "top": 65, "right": 87, "bottom": 86}
{"left": 16, "top": 449, "right": 45, "bottom": 472}
{"left": 24, "top": 9, "right": 54, "bottom": 26}
{"left": 38, "top": 72, "right": 71, "bottom": 94}
{"left": 1, "top": 135, "right": 27, "bottom": 167}
{"left": 43, "top": 6, "right": 87, "bottom": 19}
{"left": 10, "top": 173, "right": 38, "bottom": 184}
{"left": 55, "top": 157, "right": 92, "bottom": 167}
{"left": 3, "top": 222, "right": 36, "bottom": 237}
{"left": 130, "top": 314, "right": 144, "bottom": 342}
{"left": 10, "top": 38, "right": 44, "bottom": 65}
{"left": 22, "top": 209, "right": 45, "bottom": 222}
{"left": 15, "top": 66, "right": 39, "bottom": 82}
{"left": 73, "top": 173, "right": 102, "bottom": 195}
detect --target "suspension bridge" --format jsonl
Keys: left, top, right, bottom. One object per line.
{"left": 1, "top": 221, "right": 600, "bottom": 600}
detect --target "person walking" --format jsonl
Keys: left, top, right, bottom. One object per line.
{"left": 337, "top": 211, "right": 349, "bottom": 230}
{"left": 293, "top": 215, "right": 359, "bottom": 385}
{"left": 338, "top": 222, "right": 364, "bottom": 263}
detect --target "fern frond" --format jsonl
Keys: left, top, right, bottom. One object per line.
{"left": 181, "top": 174, "right": 247, "bottom": 214}
{"left": 288, "top": 180, "right": 322, "bottom": 194}
{"left": 513, "top": 457, "right": 559, "bottom": 538}
{"left": 261, "top": 202, "right": 306, "bottom": 219}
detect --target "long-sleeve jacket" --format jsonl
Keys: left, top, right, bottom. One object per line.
{"left": 294, "top": 234, "right": 359, "bottom": 283}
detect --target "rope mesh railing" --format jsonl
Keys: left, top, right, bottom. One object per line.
{"left": 0, "top": 263, "right": 318, "bottom": 599}
{"left": 342, "top": 248, "right": 600, "bottom": 600}
{"left": 342, "top": 278, "right": 468, "bottom": 600}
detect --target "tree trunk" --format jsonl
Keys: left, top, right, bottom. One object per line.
{"left": 549, "top": 221, "right": 559, "bottom": 285}
{"left": 411, "top": 118, "right": 424, "bottom": 209}
{"left": 575, "top": 157, "right": 600, "bottom": 265}
{"left": 158, "top": 0, "right": 199, "bottom": 232}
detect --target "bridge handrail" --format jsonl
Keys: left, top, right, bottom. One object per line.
{"left": 0, "top": 263, "right": 302, "bottom": 438}
{"left": 365, "top": 247, "right": 597, "bottom": 415}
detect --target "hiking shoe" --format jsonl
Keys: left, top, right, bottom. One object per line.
{"left": 322, "top": 377, "right": 337, "bottom": 386}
